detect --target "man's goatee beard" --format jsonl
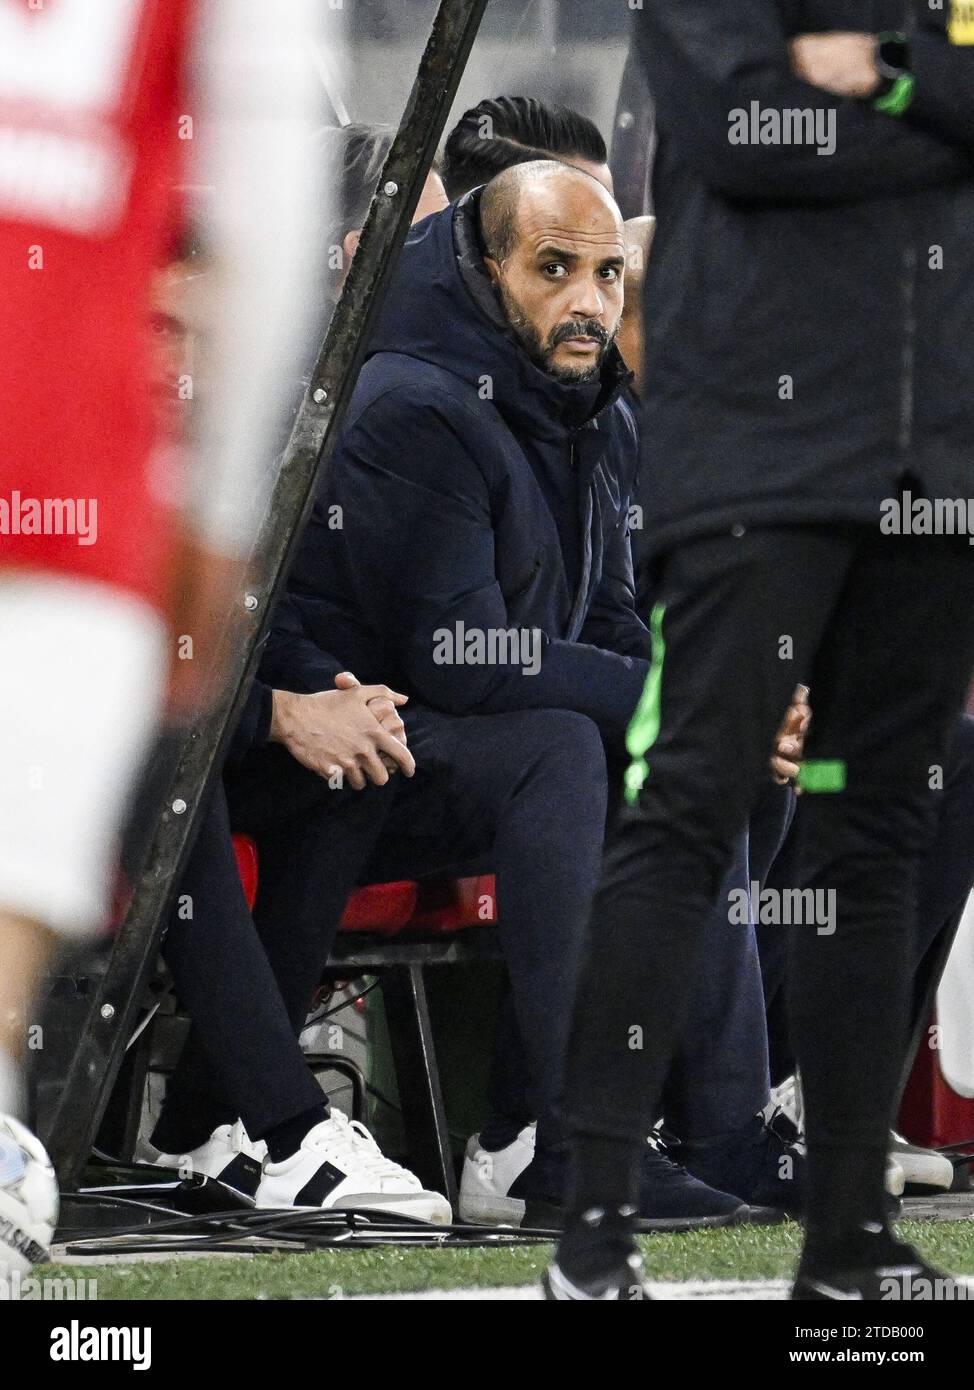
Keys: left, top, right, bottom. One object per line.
{"left": 547, "top": 359, "right": 603, "bottom": 384}
{"left": 498, "top": 282, "right": 613, "bottom": 385}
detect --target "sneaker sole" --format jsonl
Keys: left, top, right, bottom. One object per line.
{"left": 523, "top": 1198, "right": 749, "bottom": 1234}
{"left": 457, "top": 1191, "right": 526, "bottom": 1227}
{"left": 260, "top": 1191, "right": 454, "bottom": 1224}
{"left": 333, "top": 1193, "right": 453, "bottom": 1225}
{"left": 897, "top": 1159, "right": 955, "bottom": 1192}
{"left": 636, "top": 1210, "right": 743, "bottom": 1234}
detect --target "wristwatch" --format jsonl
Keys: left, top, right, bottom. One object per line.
{"left": 873, "top": 32, "right": 916, "bottom": 115}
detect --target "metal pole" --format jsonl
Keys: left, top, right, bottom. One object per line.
{"left": 45, "top": 0, "right": 490, "bottom": 1186}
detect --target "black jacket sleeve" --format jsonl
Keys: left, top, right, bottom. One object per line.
{"left": 333, "top": 386, "right": 649, "bottom": 743}
{"left": 579, "top": 510, "right": 652, "bottom": 661}
{"left": 227, "top": 678, "right": 275, "bottom": 764}
{"left": 227, "top": 592, "right": 346, "bottom": 769}
{"left": 259, "top": 587, "right": 345, "bottom": 695}
{"left": 907, "top": 22, "right": 974, "bottom": 152}
{"left": 637, "top": 0, "right": 973, "bottom": 204}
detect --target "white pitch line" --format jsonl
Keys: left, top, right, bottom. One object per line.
{"left": 647, "top": 1278, "right": 791, "bottom": 1300}
{"left": 350, "top": 1275, "right": 974, "bottom": 1302}
{"left": 349, "top": 1278, "right": 792, "bottom": 1301}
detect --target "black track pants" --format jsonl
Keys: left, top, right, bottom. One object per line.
{"left": 565, "top": 525, "right": 974, "bottom": 1237}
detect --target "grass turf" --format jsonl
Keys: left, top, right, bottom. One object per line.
{"left": 53, "top": 1220, "right": 974, "bottom": 1300}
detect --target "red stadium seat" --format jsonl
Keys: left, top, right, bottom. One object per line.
{"left": 339, "top": 879, "right": 418, "bottom": 932}
{"left": 405, "top": 875, "right": 497, "bottom": 932}
{"left": 230, "top": 834, "right": 497, "bottom": 937}
{"left": 899, "top": 1019, "right": 974, "bottom": 1150}
{"left": 231, "top": 833, "right": 259, "bottom": 912}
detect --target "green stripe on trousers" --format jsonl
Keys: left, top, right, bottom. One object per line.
{"left": 625, "top": 601, "right": 666, "bottom": 805}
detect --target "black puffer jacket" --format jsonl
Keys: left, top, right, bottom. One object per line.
{"left": 264, "top": 193, "right": 651, "bottom": 745}
{"left": 634, "top": 0, "right": 974, "bottom": 558}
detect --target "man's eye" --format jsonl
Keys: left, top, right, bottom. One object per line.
{"left": 600, "top": 267, "right": 620, "bottom": 283}
{"left": 542, "top": 263, "right": 568, "bottom": 278}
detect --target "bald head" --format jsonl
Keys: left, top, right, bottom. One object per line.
{"left": 478, "top": 159, "right": 626, "bottom": 385}
{"left": 480, "top": 159, "right": 619, "bottom": 263}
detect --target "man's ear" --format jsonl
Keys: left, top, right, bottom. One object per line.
{"left": 342, "top": 229, "right": 362, "bottom": 266}
{"left": 483, "top": 254, "right": 502, "bottom": 286}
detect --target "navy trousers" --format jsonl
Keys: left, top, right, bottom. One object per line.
{"left": 154, "top": 707, "right": 608, "bottom": 1158}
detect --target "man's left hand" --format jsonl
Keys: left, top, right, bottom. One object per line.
{"left": 790, "top": 32, "right": 881, "bottom": 98}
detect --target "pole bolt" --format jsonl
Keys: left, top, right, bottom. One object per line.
{"left": 100, "top": 1004, "right": 115, "bottom": 1021}
{"left": 244, "top": 593, "right": 259, "bottom": 611}
{"left": 384, "top": 181, "right": 399, "bottom": 197}
{"left": 172, "top": 798, "right": 187, "bottom": 815}
{"left": 313, "top": 387, "right": 328, "bottom": 404}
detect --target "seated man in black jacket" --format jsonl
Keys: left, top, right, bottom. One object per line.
{"left": 146, "top": 130, "right": 650, "bottom": 1225}
{"left": 248, "top": 156, "right": 772, "bottom": 1227}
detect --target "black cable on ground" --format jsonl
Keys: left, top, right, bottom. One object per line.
{"left": 60, "top": 1192, "right": 558, "bottom": 1257}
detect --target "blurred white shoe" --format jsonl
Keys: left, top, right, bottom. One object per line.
{"left": 459, "top": 1124, "right": 536, "bottom": 1226}
{"left": 890, "top": 1133, "right": 954, "bottom": 1192}
{"left": 768, "top": 1075, "right": 922, "bottom": 1197}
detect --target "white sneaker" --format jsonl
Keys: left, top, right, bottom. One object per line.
{"left": 459, "top": 1124, "right": 536, "bottom": 1226}
{"left": 890, "top": 1133, "right": 954, "bottom": 1192}
{"left": 0, "top": 1114, "right": 58, "bottom": 1280}
{"left": 769, "top": 1075, "right": 915, "bottom": 1197}
{"left": 255, "top": 1110, "right": 452, "bottom": 1224}
{"left": 148, "top": 1120, "right": 266, "bottom": 1204}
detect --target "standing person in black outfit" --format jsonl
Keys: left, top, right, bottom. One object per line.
{"left": 548, "top": 2, "right": 974, "bottom": 1301}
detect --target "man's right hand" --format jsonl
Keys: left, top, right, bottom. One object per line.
{"left": 269, "top": 678, "right": 416, "bottom": 789}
